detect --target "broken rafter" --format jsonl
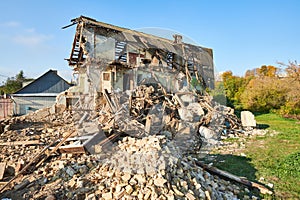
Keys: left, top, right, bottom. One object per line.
{"left": 195, "top": 161, "right": 273, "bottom": 195}
{"left": 103, "top": 89, "right": 117, "bottom": 113}
{"left": 0, "top": 162, "right": 6, "bottom": 180}
{"left": 36, "top": 131, "right": 76, "bottom": 168}
{"left": 0, "top": 140, "right": 43, "bottom": 146}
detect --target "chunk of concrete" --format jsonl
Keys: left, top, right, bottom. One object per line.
{"left": 241, "top": 111, "right": 256, "bottom": 127}
{"left": 178, "top": 103, "right": 204, "bottom": 122}
{"left": 199, "top": 126, "right": 218, "bottom": 140}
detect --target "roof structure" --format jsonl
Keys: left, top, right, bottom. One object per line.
{"left": 65, "top": 16, "right": 214, "bottom": 89}
{"left": 66, "top": 16, "right": 212, "bottom": 65}
{"left": 13, "top": 70, "right": 71, "bottom": 95}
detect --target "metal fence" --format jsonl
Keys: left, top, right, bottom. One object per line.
{"left": 0, "top": 97, "right": 13, "bottom": 119}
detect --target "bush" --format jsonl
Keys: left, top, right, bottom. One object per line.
{"left": 240, "top": 77, "right": 287, "bottom": 112}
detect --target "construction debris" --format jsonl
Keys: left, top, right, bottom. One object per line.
{"left": 0, "top": 85, "right": 268, "bottom": 199}
{"left": 0, "top": 163, "right": 6, "bottom": 180}
{"left": 0, "top": 16, "right": 268, "bottom": 199}
{"left": 241, "top": 111, "right": 257, "bottom": 129}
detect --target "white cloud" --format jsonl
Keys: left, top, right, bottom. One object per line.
{"left": 12, "top": 33, "right": 53, "bottom": 47}
{"left": 0, "top": 21, "right": 53, "bottom": 47}
{"left": 25, "top": 28, "right": 35, "bottom": 33}
{"left": 0, "top": 21, "right": 20, "bottom": 27}
{"left": 12, "top": 28, "right": 53, "bottom": 47}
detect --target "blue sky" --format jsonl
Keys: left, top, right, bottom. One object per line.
{"left": 0, "top": 0, "right": 299, "bottom": 84}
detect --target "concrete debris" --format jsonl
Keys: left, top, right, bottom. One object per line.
{"left": 0, "top": 15, "right": 270, "bottom": 200}
{"left": 0, "top": 80, "right": 265, "bottom": 199}
{"left": 93, "top": 83, "right": 246, "bottom": 155}
{"left": 0, "top": 133, "right": 255, "bottom": 199}
{"left": 241, "top": 111, "right": 256, "bottom": 129}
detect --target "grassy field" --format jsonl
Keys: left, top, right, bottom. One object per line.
{"left": 205, "top": 113, "right": 300, "bottom": 199}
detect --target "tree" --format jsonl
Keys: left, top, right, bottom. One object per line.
{"left": 210, "top": 81, "right": 227, "bottom": 105}
{"left": 241, "top": 77, "right": 287, "bottom": 112}
{"left": 16, "top": 70, "right": 25, "bottom": 82}
{"left": 245, "top": 69, "right": 255, "bottom": 78}
{"left": 0, "top": 70, "right": 27, "bottom": 95}
{"left": 256, "top": 65, "right": 279, "bottom": 77}
{"left": 274, "top": 61, "right": 300, "bottom": 117}
{"left": 278, "top": 61, "right": 300, "bottom": 82}
{"left": 218, "top": 63, "right": 299, "bottom": 118}
{"left": 221, "top": 71, "right": 251, "bottom": 109}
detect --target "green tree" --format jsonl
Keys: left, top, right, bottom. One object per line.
{"left": 221, "top": 71, "right": 251, "bottom": 109}
{"left": 0, "top": 70, "right": 27, "bottom": 95}
{"left": 210, "top": 81, "right": 226, "bottom": 105}
{"left": 16, "top": 70, "right": 25, "bottom": 82}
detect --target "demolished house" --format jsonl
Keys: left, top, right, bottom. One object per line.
{"left": 56, "top": 15, "right": 247, "bottom": 154}
{"left": 0, "top": 16, "right": 271, "bottom": 199}
{"left": 60, "top": 16, "right": 224, "bottom": 151}
{"left": 64, "top": 16, "right": 214, "bottom": 101}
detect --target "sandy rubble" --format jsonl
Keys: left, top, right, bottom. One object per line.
{"left": 0, "top": 81, "right": 267, "bottom": 200}
{"left": 0, "top": 104, "right": 262, "bottom": 200}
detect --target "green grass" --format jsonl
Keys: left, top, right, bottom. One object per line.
{"left": 252, "top": 114, "right": 300, "bottom": 199}
{"left": 205, "top": 113, "right": 300, "bottom": 199}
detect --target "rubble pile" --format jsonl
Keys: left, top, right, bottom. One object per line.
{"left": 80, "top": 135, "right": 255, "bottom": 200}
{"left": 0, "top": 130, "right": 257, "bottom": 199}
{"left": 0, "top": 84, "right": 263, "bottom": 199}
{"left": 0, "top": 107, "right": 73, "bottom": 164}
{"left": 96, "top": 83, "right": 244, "bottom": 155}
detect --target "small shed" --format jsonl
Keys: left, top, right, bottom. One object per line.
{"left": 11, "top": 70, "right": 71, "bottom": 115}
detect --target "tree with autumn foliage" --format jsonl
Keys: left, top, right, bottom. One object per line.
{"left": 217, "top": 63, "right": 300, "bottom": 118}
{"left": 240, "top": 77, "right": 287, "bottom": 112}
{"left": 240, "top": 65, "right": 285, "bottom": 112}
{"left": 218, "top": 63, "right": 300, "bottom": 118}
{"left": 277, "top": 61, "right": 300, "bottom": 117}
{"left": 221, "top": 71, "right": 252, "bottom": 109}
{"left": 256, "top": 65, "right": 279, "bottom": 77}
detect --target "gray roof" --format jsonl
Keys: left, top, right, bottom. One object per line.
{"left": 13, "top": 70, "right": 71, "bottom": 94}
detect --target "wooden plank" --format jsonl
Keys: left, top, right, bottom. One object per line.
{"left": 59, "top": 145, "right": 85, "bottom": 154}
{"left": 103, "top": 89, "right": 116, "bottom": 113}
{"left": 0, "top": 162, "right": 6, "bottom": 180}
{"left": 66, "top": 135, "right": 93, "bottom": 142}
{"left": 0, "top": 140, "right": 43, "bottom": 146}
{"left": 195, "top": 161, "right": 273, "bottom": 195}
{"left": 84, "top": 132, "right": 120, "bottom": 154}
{"left": 144, "top": 115, "right": 151, "bottom": 134}
{"left": 36, "top": 131, "right": 76, "bottom": 168}
{"left": 173, "top": 94, "right": 184, "bottom": 107}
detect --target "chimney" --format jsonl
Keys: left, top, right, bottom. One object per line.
{"left": 51, "top": 69, "right": 58, "bottom": 74}
{"left": 173, "top": 34, "right": 183, "bottom": 44}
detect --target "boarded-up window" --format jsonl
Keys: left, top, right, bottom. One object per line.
{"left": 103, "top": 73, "right": 110, "bottom": 81}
